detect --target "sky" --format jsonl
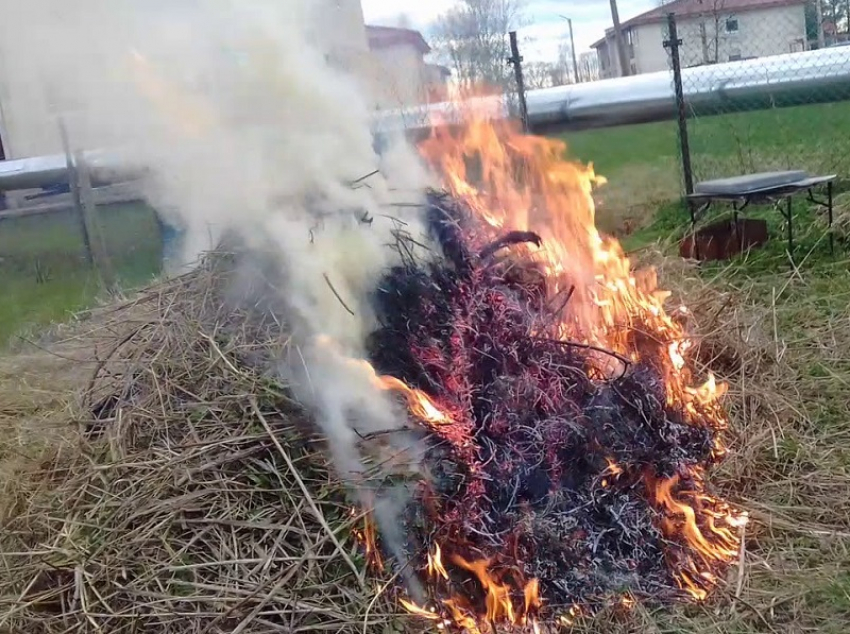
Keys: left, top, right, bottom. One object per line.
{"left": 361, "top": 0, "right": 659, "bottom": 62}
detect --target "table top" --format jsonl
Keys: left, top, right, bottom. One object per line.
{"left": 688, "top": 173, "right": 837, "bottom": 201}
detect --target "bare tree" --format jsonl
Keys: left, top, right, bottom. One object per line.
{"left": 430, "top": 0, "right": 527, "bottom": 93}
{"left": 695, "top": 0, "right": 728, "bottom": 64}
{"left": 523, "top": 61, "right": 558, "bottom": 89}
{"left": 578, "top": 52, "right": 600, "bottom": 82}
{"left": 550, "top": 41, "right": 575, "bottom": 86}
{"left": 820, "top": 0, "right": 848, "bottom": 38}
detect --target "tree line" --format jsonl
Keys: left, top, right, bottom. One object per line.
{"left": 428, "top": 0, "right": 600, "bottom": 93}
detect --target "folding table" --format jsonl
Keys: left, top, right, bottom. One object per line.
{"left": 685, "top": 170, "right": 836, "bottom": 260}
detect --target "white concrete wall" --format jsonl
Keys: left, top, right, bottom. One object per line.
{"left": 631, "top": 3, "right": 808, "bottom": 74}
{"left": 634, "top": 22, "right": 668, "bottom": 75}
{"left": 365, "top": 45, "right": 437, "bottom": 109}
{"left": 0, "top": 0, "right": 376, "bottom": 159}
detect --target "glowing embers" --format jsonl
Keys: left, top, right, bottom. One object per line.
{"left": 360, "top": 114, "right": 743, "bottom": 631}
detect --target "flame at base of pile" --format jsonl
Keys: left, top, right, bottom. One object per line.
{"left": 358, "top": 118, "right": 745, "bottom": 632}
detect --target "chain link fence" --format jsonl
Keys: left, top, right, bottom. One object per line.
{"left": 665, "top": 3, "right": 850, "bottom": 188}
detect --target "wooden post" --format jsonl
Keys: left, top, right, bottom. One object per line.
{"left": 508, "top": 31, "right": 530, "bottom": 133}
{"left": 58, "top": 118, "right": 95, "bottom": 267}
{"left": 75, "top": 150, "right": 117, "bottom": 292}
{"left": 57, "top": 118, "right": 116, "bottom": 291}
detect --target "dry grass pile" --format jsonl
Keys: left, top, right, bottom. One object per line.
{"left": 2, "top": 242, "right": 850, "bottom": 634}
{"left": 0, "top": 253, "right": 401, "bottom": 634}
{"left": 817, "top": 192, "right": 850, "bottom": 242}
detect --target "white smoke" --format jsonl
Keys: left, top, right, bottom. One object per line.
{"left": 0, "top": 0, "right": 437, "bottom": 486}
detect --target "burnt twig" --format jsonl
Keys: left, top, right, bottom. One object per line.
{"left": 323, "top": 273, "right": 355, "bottom": 316}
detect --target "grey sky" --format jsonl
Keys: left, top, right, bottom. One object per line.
{"left": 361, "top": 0, "right": 658, "bottom": 61}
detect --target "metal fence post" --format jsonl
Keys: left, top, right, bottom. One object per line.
{"left": 508, "top": 31, "right": 530, "bottom": 133}
{"left": 663, "top": 13, "right": 694, "bottom": 196}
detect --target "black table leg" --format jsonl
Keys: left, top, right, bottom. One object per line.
{"left": 687, "top": 199, "right": 697, "bottom": 260}
{"left": 828, "top": 180, "right": 835, "bottom": 255}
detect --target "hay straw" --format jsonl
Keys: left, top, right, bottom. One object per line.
{"left": 3, "top": 242, "right": 850, "bottom": 633}
{"left": 0, "top": 253, "right": 402, "bottom": 634}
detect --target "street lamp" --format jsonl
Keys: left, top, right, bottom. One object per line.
{"left": 558, "top": 15, "right": 580, "bottom": 83}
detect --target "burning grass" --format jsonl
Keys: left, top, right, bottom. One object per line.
{"left": 0, "top": 237, "right": 849, "bottom": 633}
{"left": 2, "top": 115, "right": 850, "bottom": 633}
{"left": 366, "top": 193, "right": 743, "bottom": 630}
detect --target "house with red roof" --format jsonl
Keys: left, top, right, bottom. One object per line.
{"left": 591, "top": 0, "right": 810, "bottom": 78}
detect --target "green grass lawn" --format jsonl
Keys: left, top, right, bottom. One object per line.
{"left": 0, "top": 202, "right": 163, "bottom": 345}
{"left": 564, "top": 99, "right": 850, "bottom": 232}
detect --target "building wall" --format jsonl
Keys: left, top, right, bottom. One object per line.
{"left": 309, "top": 0, "right": 369, "bottom": 59}
{"left": 366, "top": 45, "right": 423, "bottom": 108}
{"left": 597, "top": 3, "right": 807, "bottom": 77}
{"left": 0, "top": 0, "right": 377, "bottom": 160}
{"left": 363, "top": 45, "right": 448, "bottom": 109}
{"left": 641, "top": 3, "right": 807, "bottom": 71}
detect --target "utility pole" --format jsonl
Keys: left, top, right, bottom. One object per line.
{"left": 560, "top": 16, "right": 581, "bottom": 83}
{"left": 609, "top": 0, "right": 631, "bottom": 77}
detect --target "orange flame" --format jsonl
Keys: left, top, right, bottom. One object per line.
{"left": 428, "top": 544, "right": 450, "bottom": 581}
{"left": 413, "top": 101, "right": 745, "bottom": 610}
{"left": 350, "top": 506, "right": 383, "bottom": 570}
{"left": 523, "top": 578, "right": 541, "bottom": 625}
{"left": 400, "top": 598, "right": 441, "bottom": 621}
{"left": 362, "top": 511, "right": 382, "bottom": 570}
{"left": 452, "top": 555, "right": 516, "bottom": 624}
{"left": 369, "top": 372, "right": 451, "bottom": 425}
{"left": 418, "top": 114, "right": 726, "bottom": 417}
{"left": 652, "top": 473, "right": 748, "bottom": 599}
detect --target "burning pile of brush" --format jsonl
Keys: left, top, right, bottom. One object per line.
{"left": 0, "top": 111, "right": 747, "bottom": 634}
{"left": 361, "top": 119, "right": 747, "bottom": 631}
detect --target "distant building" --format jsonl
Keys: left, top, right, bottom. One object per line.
{"left": 591, "top": 0, "right": 809, "bottom": 78}
{"left": 306, "top": 3, "right": 450, "bottom": 107}
{"left": 0, "top": 0, "right": 447, "bottom": 159}
{"left": 364, "top": 26, "right": 450, "bottom": 107}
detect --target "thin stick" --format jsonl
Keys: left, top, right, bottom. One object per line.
{"left": 532, "top": 337, "right": 633, "bottom": 371}
{"left": 351, "top": 169, "right": 380, "bottom": 185}
{"left": 250, "top": 399, "right": 365, "bottom": 588}
{"left": 323, "top": 273, "right": 356, "bottom": 316}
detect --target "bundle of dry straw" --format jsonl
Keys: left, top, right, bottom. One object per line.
{"left": 0, "top": 244, "right": 786, "bottom": 634}
{"left": 0, "top": 251, "right": 402, "bottom": 634}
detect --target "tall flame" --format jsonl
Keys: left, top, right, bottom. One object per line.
{"left": 407, "top": 108, "right": 744, "bottom": 616}
{"left": 418, "top": 115, "right": 725, "bottom": 419}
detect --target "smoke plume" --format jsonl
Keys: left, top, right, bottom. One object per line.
{"left": 0, "top": 0, "right": 435, "bottom": 493}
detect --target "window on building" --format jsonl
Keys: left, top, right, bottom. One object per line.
{"left": 725, "top": 17, "right": 739, "bottom": 34}
{"left": 729, "top": 52, "right": 742, "bottom": 62}
{"left": 621, "top": 29, "right": 634, "bottom": 58}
